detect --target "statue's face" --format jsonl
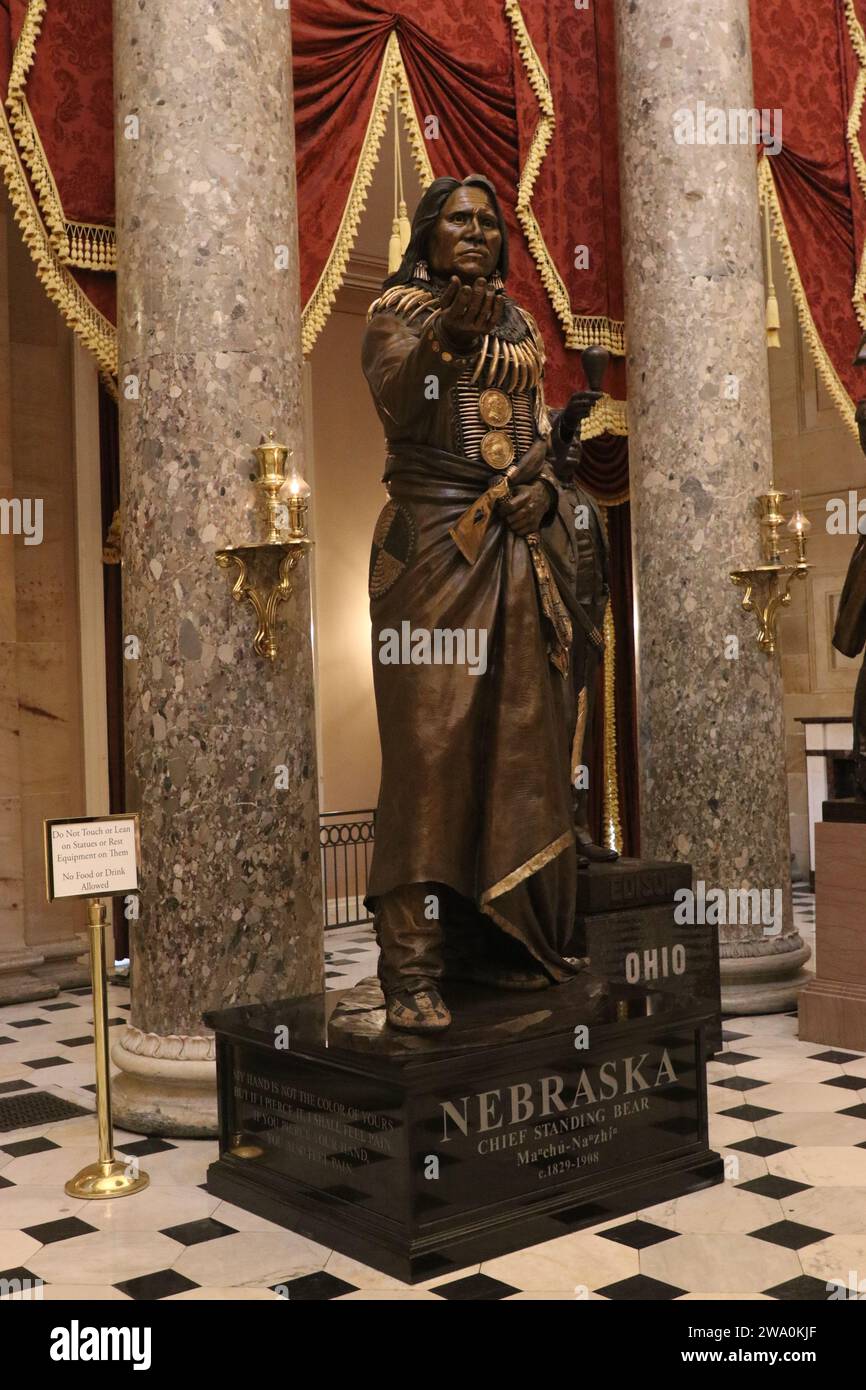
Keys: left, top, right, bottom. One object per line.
{"left": 428, "top": 186, "right": 502, "bottom": 282}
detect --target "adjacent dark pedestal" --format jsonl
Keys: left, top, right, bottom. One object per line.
{"left": 205, "top": 970, "right": 722, "bottom": 1284}
{"left": 571, "top": 857, "right": 722, "bottom": 1053}
{"left": 799, "top": 800, "right": 866, "bottom": 1050}
{"left": 821, "top": 797, "right": 866, "bottom": 824}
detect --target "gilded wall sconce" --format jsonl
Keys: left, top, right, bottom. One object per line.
{"left": 729, "top": 488, "right": 810, "bottom": 654}
{"left": 215, "top": 431, "right": 312, "bottom": 661}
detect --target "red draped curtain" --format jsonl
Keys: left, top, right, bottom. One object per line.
{"left": 7, "top": 2, "right": 866, "bottom": 437}
{"left": 0, "top": 0, "right": 116, "bottom": 382}
{"left": 293, "top": 0, "right": 626, "bottom": 410}
{"left": 751, "top": 0, "right": 866, "bottom": 434}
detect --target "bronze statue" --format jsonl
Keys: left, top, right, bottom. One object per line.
{"left": 362, "top": 174, "right": 613, "bottom": 1034}
{"left": 832, "top": 397, "right": 866, "bottom": 795}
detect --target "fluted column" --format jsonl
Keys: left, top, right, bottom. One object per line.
{"left": 615, "top": 0, "right": 809, "bottom": 1012}
{"left": 112, "top": 0, "right": 323, "bottom": 1134}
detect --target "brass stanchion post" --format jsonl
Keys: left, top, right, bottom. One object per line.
{"left": 65, "top": 898, "right": 149, "bottom": 1199}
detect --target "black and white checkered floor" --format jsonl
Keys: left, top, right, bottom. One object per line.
{"left": 3, "top": 895, "right": 866, "bottom": 1301}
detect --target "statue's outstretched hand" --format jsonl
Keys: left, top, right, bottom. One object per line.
{"left": 438, "top": 276, "right": 504, "bottom": 350}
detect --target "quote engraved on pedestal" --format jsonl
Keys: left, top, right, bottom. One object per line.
{"left": 232, "top": 1066, "right": 397, "bottom": 1175}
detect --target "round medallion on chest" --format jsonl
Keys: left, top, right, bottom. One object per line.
{"left": 480, "top": 430, "right": 516, "bottom": 470}
{"left": 479, "top": 388, "right": 513, "bottom": 428}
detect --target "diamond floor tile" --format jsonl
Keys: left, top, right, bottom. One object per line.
{"left": 431, "top": 1273, "right": 519, "bottom": 1300}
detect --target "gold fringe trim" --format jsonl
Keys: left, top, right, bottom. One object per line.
{"left": 585, "top": 482, "right": 630, "bottom": 506}
{"left": 758, "top": 157, "right": 857, "bottom": 439}
{"left": 504, "top": 0, "right": 625, "bottom": 356}
{"left": 5, "top": 3, "right": 116, "bottom": 271}
{"left": 7, "top": 0, "right": 45, "bottom": 96}
{"left": 843, "top": 0, "right": 866, "bottom": 325}
{"left": 7, "top": 92, "right": 66, "bottom": 247}
{"left": 580, "top": 394, "right": 628, "bottom": 439}
{"left": 393, "top": 53, "right": 434, "bottom": 190}
{"left": 64, "top": 220, "right": 116, "bottom": 271}
{"left": 0, "top": 100, "right": 118, "bottom": 386}
{"left": 302, "top": 31, "right": 432, "bottom": 356}
{"left": 600, "top": 595, "right": 622, "bottom": 854}
{"left": 481, "top": 830, "right": 574, "bottom": 904}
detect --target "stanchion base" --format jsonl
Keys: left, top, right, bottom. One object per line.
{"left": 65, "top": 1160, "right": 150, "bottom": 1200}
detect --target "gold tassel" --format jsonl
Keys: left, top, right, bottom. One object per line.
{"left": 763, "top": 187, "right": 781, "bottom": 349}
{"left": 766, "top": 288, "right": 781, "bottom": 350}
{"left": 388, "top": 215, "right": 403, "bottom": 275}
{"left": 398, "top": 199, "right": 411, "bottom": 255}
{"left": 387, "top": 85, "right": 412, "bottom": 274}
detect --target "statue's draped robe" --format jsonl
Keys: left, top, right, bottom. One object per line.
{"left": 834, "top": 534, "right": 866, "bottom": 659}
{"left": 362, "top": 287, "right": 583, "bottom": 981}
{"left": 833, "top": 532, "right": 866, "bottom": 792}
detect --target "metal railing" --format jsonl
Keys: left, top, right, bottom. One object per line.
{"left": 320, "top": 810, "right": 375, "bottom": 929}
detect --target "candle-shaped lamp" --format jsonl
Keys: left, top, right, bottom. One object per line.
{"left": 285, "top": 459, "right": 311, "bottom": 540}
{"left": 786, "top": 488, "right": 811, "bottom": 565}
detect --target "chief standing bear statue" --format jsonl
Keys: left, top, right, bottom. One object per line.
{"left": 362, "top": 174, "right": 616, "bottom": 1034}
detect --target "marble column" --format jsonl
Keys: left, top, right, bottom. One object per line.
{"left": 615, "top": 0, "right": 809, "bottom": 1013}
{"left": 112, "top": 0, "right": 323, "bottom": 1135}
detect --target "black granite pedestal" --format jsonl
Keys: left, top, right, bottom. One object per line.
{"left": 205, "top": 971, "right": 722, "bottom": 1284}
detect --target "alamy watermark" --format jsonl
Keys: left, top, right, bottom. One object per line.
{"left": 673, "top": 102, "right": 783, "bottom": 157}
{"left": 0, "top": 497, "right": 43, "bottom": 546}
{"left": 0, "top": 1275, "right": 43, "bottom": 1300}
{"left": 827, "top": 492, "right": 866, "bottom": 535}
{"left": 50, "top": 1322, "right": 151, "bottom": 1369}
{"left": 674, "top": 881, "right": 782, "bottom": 936}
{"left": 378, "top": 622, "right": 488, "bottom": 676}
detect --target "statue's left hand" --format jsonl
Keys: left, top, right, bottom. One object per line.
{"left": 501, "top": 480, "right": 550, "bottom": 536}
{"left": 559, "top": 390, "right": 602, "bottom": 441}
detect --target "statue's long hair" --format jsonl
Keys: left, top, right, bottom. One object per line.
{"left": 382, "top": 174, "right": 510, "bottom": 291}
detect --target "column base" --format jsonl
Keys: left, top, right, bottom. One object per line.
{"left": 0, "top": 947, "right": 58, "bottom": 1005}
{"left": 29, "top": 936, "right": 90, "bottom": 991}
{"left": 0, "top": 973, "right": 57, "bottom": 1005}
{"left": 110, "top": 1025, "right": 217, "bottom": 1138}
{"left": 720, "top": 933, "right": 811, "bottom": 1015}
